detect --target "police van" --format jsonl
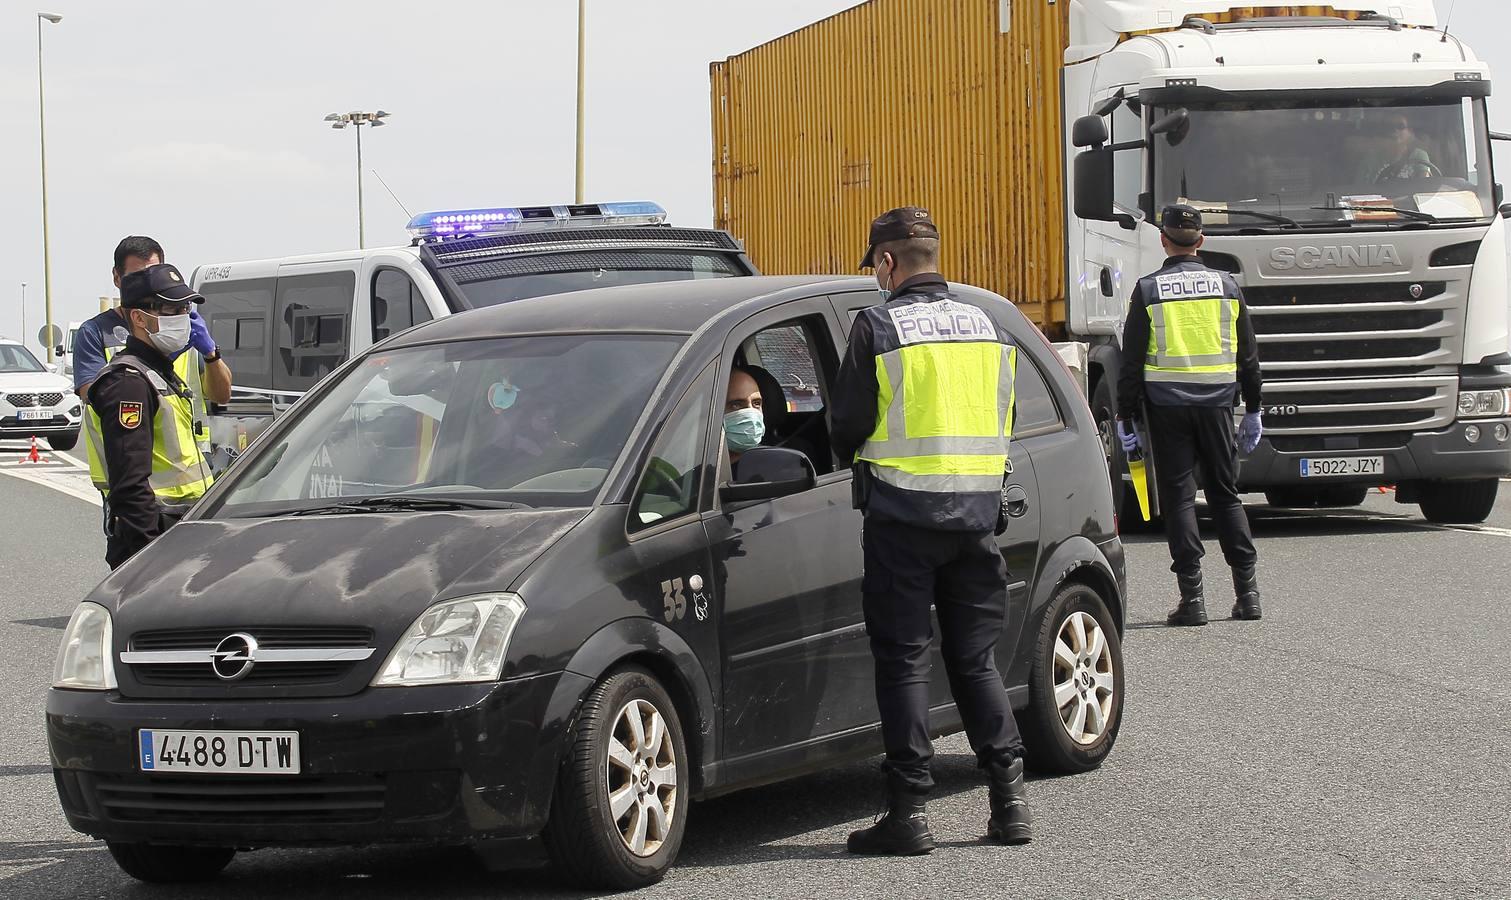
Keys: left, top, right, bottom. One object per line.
{"left": 191, "top": 202, "right": 758, "bottom": 462}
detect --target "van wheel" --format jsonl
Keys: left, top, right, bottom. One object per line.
{"left": 106, "top": 843, "right": 234, "bottom": 883}
{"left": 1418, "top": 479, "right": 1498, "bottom": 524}
{"left": 545, "top": 667, "right": 689, "bottom": 890}
{"left": 1091, "top": 379, "right": 1152, "bottom": 529}
{"left": 1019, "top": 582, "right": 1124, "bottom": 775}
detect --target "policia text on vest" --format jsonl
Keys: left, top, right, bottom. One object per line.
{"left": 831, "top": 230, "right": 1033, "bottom": 853}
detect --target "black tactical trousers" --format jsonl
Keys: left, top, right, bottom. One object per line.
{"left": 1148, "top": 403, "right": 1259, "bottom": 579}
{"left": 861, "top": 520, "right": 1024, "bottom": 794}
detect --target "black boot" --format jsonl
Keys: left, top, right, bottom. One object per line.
{"left": 847, "top": 784, "right": 935, "bottom": 856}
{"left": 986, "top": 756, "right": 1033, "bottom": 845}
{"left": 1166, "top": 571, "right": 1209, "bottom": 626}
{"left": 1232, "top": 566, "right": 1262, "bottom": 620}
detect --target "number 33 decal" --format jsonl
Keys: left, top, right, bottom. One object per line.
{"left": 661, "top": 578, "right": 687, "bottom": 622}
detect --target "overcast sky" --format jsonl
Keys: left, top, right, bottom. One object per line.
{"left": 2, "top": 1, "right": 1508, "bottom": 354}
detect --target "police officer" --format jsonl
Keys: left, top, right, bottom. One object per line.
{"left": 88, "top": 264, "right": 215, "bottom": 569}
{"left": 1116, "top": 204, "right": 1264, "bottom": 626}
{"left": 831, "top": 207, "right": 1031, "bottom": 855}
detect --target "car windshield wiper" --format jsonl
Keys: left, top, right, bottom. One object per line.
{"left": 282, "top": 495, "right": 533, "bottom": 516}
{"left": 1191, "top": 208, "right": 1300, "bottom": 228}
{"left": 1310, "top": 205, "right": 1441, "bottom": 223}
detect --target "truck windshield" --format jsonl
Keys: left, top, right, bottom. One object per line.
{"left": 212, "top": 333, "right": 682, "bottom": 517}
{"left": 1153, "top": 97, "right": 1494, "bottom": 228}
{"left": 456, "top": 250, "right": 743, "bottom": 308}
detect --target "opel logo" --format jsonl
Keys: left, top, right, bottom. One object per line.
{"left": 210, "top": 632, "right": 258, "bottom": 681}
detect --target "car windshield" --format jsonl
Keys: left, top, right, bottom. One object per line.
{"left": 456, "top": 250, "right": 742, "bottom": 308}
{"left": 213, "top": 333, "right": 682, "bottom": 517}
{"left": 0, "top": 345, "right": 45, "bottom": 373}
{"left": 1153, "top": 97, "right": 1495, "bottom": 229}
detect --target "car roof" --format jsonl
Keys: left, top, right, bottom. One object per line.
{"left": 386, "top": 275, "right": 881, "bottom": 346}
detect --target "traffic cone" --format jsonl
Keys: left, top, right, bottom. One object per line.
{"left": 25, "top": 436, "right": 42, "bottom": 463}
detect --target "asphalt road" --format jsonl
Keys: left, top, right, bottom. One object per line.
{"left": 1, "top": 444, "right": 1507, "bottom": 899}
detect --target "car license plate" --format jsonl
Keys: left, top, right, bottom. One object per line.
{"left": 138, "top": 729, "right": 300, "bottom": 774}
{"left": 1299, "top": 456, "right": 1383, "bottom": 478}
{"left": 16, "top": 409, "right": 51, "bottom": 421}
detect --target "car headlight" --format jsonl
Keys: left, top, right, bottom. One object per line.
{"left": 1457, "top": 388, "right": 1511, "bottom": 419}
{"left": 52, "top": 602, "right": 118, "bottom": 690}
{"left": 371, "top": 594, "right": 526, "bottom": 687}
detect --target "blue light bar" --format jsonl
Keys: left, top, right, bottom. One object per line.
{"left": 407, "top": 202, "right": 668, "bottom": 241}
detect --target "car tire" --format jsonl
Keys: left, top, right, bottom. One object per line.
{"left": 106, "top": 843, "right": 235, "bottom": 883}
{"left": 544, "top": 666, "right": 689, "bottom": 891}
{"left": 1018, "top": 582, "right": 1124, "bottom": 775}
{"left": 1091, "top": 378, "right": 1153, "bottom": 529}
{"left": 1418, "top": 479, "right": 1499, "bottom": 524}
{"left": 45, "top": 431, "right": 78, "bottom": 452}
{"left": 1317, "top": 485, "right": 1369, "bottom": 508}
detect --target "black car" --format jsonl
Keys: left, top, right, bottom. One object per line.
{"left": 48, "top": 275, "right": 1127, "bottom": 889}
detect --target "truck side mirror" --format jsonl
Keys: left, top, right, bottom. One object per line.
{"left": 1074, "top": 148, "right": 1116, "bottom": 221}
{"left": 1499, "top": 202, "right": 1511, "bottom": 220}
{"left": 1071, "top": 114, "right": 1108, "bottom": 149}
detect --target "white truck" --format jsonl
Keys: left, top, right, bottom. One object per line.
{"left": 1065, "top": 1, "right": 1511, "bottom": 524}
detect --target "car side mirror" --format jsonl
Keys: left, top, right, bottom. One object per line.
{"left": 721, "top": 446, "right": 816, "bottom": 504}
{"left": 1150, "top": 108, "right": 1190, "bottom": 146}
{"left": 1071, "top": 114, "right": 1108, "bottom": 149}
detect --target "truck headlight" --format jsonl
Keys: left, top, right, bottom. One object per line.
{"left": 52, "top": 602, "right": 118, "bottom": 690}
{"left": 1457, "top": 388, "right": 1511, "bottom": 419}
{"left": 371, "top": 594, "right": 526, "bottom": 687}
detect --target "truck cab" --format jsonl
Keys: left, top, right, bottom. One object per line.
{"left": 191, "top": 202, "right": 758, "bottom": 462}
{"left": 1065, "top": 1, "right": 1511, "bottom": 523}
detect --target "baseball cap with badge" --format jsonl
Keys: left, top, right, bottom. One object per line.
{"left": 119, "top": 263, "right": 204, "bottom": 308}
{"left": 860, "top": 206, "right": 940, "bottom": 269}
{"left": 1160, "top": 203, "right": 1204, "bottom": 247}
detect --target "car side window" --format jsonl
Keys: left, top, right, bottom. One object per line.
{"left": 631, "top": 365, "right": 713, "bottom": 533}
{"left": 274, "top": 271, "right": 356, "bottom": 394}
{"left": 372, "top": 269, "right": 432, "bottom": 342}
{"left": 731, "top": 313, "right": 839, "bottom": 478}
{"left": 1012, "top": 350, "right": 1064, "bottom": 436}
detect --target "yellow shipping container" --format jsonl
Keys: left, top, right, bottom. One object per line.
{"left": 710, "top": 0, "right": 1072, "bottom": 330}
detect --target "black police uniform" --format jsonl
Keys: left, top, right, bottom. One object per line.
{"left": 1116, "top": 206, "right": 1263, "bottom": 619}
{"left": 830, "top": 207, "right": 1031, "bottom": 854}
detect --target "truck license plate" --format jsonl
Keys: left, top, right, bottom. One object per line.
{"left": 1299, "top": 456, "right": 1382, "bottom": 478}
{"left": 138, "top": 729, "right": 300, "bottom": 774}
{"left": 16, "top": 409, "right": 51, "bottom": 421}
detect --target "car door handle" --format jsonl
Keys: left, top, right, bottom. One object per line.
{"left": 1003, "top": 485, "right": 1029, "bottom": 518}
{"left": 1099, "top": 268, "right": 1114, "bottom": 297}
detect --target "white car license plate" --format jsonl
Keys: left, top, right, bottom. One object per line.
{"left": 1299, "top": 456, "right": 1383, "bottom": 478}
{"left": 16, "top": 409, "right": 51, "bottom": 421}
{"left": 139, "top": 729, "right": 300, "bottom": 774}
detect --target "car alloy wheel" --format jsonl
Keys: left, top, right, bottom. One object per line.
{"left": 1052, "top": 610, "right": 1115, "bottom": 746}
{"left": 606, "top": 697, "right": 679, "bottom": 857}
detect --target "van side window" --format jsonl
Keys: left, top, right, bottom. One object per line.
{"left": 200, "top": 278, "right": 275, "bottom": 390}
{"left": 274, "top": 271, "right": 355, "bottom": 394}
{"left": 372, "top": 269, "right": 432, "bottom": 342}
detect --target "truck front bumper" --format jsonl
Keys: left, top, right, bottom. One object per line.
{"left": 1238, "top": 419, "right": 1511, "bottom": 489}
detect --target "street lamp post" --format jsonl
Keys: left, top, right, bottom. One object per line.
{"left": 576, "top": 0, "right": 586, "bottom": 203}
{"left": 20, "top": 283, "right": 27, "bottom": 352}
{"left": 36, "top": 12, "right": 62, "bottom": 363}
{"left": 324, "top": 110, "right": 390, "bottom": 249}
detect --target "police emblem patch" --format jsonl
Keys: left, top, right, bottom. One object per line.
{"left": 118, "top": 401, "right": 143, "bottom": 429}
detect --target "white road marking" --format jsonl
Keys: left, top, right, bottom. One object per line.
{"left": 0, "top": 466, "right": 101, "bottom": 506}
{"left": 1267, "top": 507, "right": 1511, "bottom": 539}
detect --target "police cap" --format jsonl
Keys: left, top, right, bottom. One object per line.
{"left": 120, "top": 263, "right": 203, "bottom": 309}
{"left": 860, "top": 206, "right": 939, "bottom": 269}
{"left": 1160, "top": 204, "right": 1203, "bottom": 247}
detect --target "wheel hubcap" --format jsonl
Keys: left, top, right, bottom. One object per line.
{"left": 606, "top": 698, "right": 678, "bottom": 857}
{"left": 1052, "top": 611, "right": 1116, "bottom": 746}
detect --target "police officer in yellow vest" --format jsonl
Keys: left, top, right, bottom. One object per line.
{"left": 831, "top": 207, "right": 1031, "bottom": 856}
{"left": 1116, "top": 204, "right": 1265, "bottom": 626}
{"left": 86, "top": 264, "right": 215, "bottom": 569}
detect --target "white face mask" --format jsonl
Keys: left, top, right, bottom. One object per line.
{"left": 145, "top": 313, "right": 191, "bottom": 355}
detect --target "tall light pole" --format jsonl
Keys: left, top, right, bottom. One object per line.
{"left": 576, "top": 0, "right": 586, "bottom": 203}
{"left": 324, "top": 110, "right": 390, "bottom": 248}
{"left": 20, "top": 283, "right": 27, "bottom": 352}
{"left": 37, "top": 12, "right": 62, "bottom": 363}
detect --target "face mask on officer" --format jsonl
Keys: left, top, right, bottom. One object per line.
{"left": 136, "top": 308, "right": 192, "bottom": 356}
{"left": 875, "top": 251, "right": 897, "bottom": 301}
{"left": 724, "top": 368, "right": 765, "bottom": 455}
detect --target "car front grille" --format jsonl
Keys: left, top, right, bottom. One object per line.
{"left": 4, "top": 392, "right": 64, "bottom": 408}
{"left": 126, "top": 626, "right": 374, "bottom": 688}
{"left": 83, "top": 773, "right": 386, "bottom": 825}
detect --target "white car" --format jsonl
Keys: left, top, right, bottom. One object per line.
{"left": 0, "top": 338, "right": 81, "bottom": 451}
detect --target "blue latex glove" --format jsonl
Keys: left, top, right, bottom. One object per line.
{"left": 1116, "top": 418, "right": 1140, "bottom": 455}
{"left": 187, "top": 308, "right": 216, "bottom": 357}
{"left": 1239, "top": 411, "right": 1263, "bottom": 454}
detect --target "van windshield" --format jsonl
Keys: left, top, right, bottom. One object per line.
{"left": 455, "top": 250, "right": 743, "bottom": 308}
{"left": 212, "top": 334, "right": 682, "bottom": 517}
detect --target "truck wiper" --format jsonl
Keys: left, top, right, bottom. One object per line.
{"left": 1190, "top": 208, "right": 1299, "bottom": 228}
{"left": 283, "top": 495, "right": 533, "bottom": 516}
{"left": 1310, "top": 205, "right": 1439, "bottom": 223}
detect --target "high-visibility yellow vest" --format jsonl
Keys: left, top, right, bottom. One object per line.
{"left": 83, "top": 336, "right": 210, "bottom": 491}
{"left": 1141, "top": 267, "right": 1240, "bottom": 386}
{"left": 855, "top": 293, "right": 1016, "bottom": 530}
{"left": 84, "top": 354, "right": 214, "bottom": 504}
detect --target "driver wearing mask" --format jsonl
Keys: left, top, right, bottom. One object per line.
{"left": 724, "top": 366, "right": 765, "bottom": 473}
{"left": 87, "top": 264, "right": 214, "bottom": 568}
